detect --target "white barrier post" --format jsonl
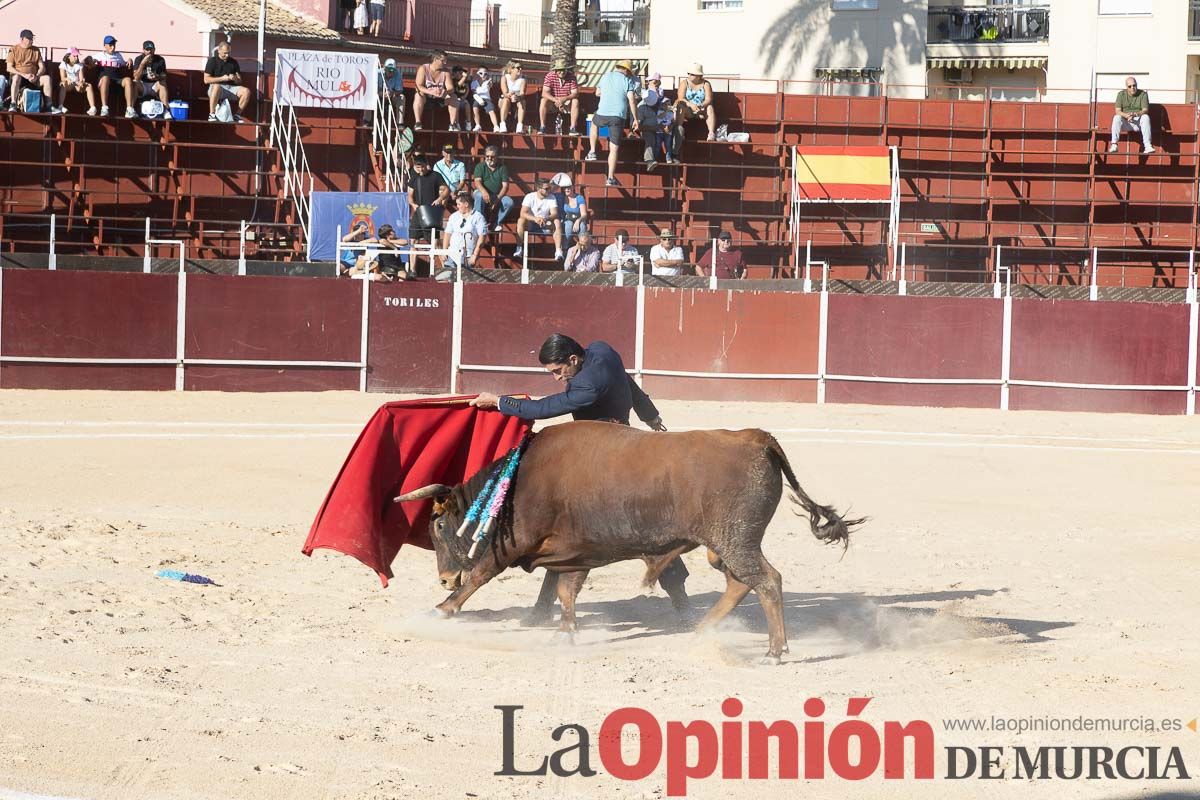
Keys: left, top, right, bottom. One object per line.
{"left": 334, "top": 224, "right": 343, "bottom": 277}
{"left": 805, "top": 238, "right": 812, "bottom": 281}
{"left": 359, "top": 274, "right": 370, "bottom": 392}
{"left": 429, "top": 230, "right": 436, "bottom": 278}
{"left": 1187, "top": 250, "right": 1196, "bottom": 305}
{"left": 1001, "top": 266, "right": 1013, "bottom": 410}
{"left": 175, "top": 255, "right": 186, "bottom": 391}
{"left": 521, "top": 230, "right": 530, "bottom": 284}
{"left": 898, "top": 241, "right": 907, "bottom": 296}
{"left": 992, "top": 244, "right": 1002, "bottom": 299}
{"left": 48, "top": 213, "right": 57, "bottom": 270}
{"left": 708, "top": 238, "right": 717, "bottom": 290}
{"left": 816, "top": 260, "right": 828, "bottom": 404}
{"left": 238, "top": 221, "right": 247, "bottom": 276}
{"left": 615, "top": 235, "right": 625, "bottom": 288}
{"left": 1090, "top": 246, "right": 1099, "bottom": 301}
{"left": 143, "top": 217, "right": 152, "bottom": 273}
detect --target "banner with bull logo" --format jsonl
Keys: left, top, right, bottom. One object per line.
{"left": 275, "top": 49, "right": 378, "bottom": 110}
{"left": 308, "top": 191, "right": 409, "bottom": 260}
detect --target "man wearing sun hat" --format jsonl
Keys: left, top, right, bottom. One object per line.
{"left": 539, "top": 57, "right": 580, "bottom": 135}
{"left": 649, "top": 229, "right": 686, "bottom": 276}
{"left": 587, "top": 59, "right": 640, "bottom": 186}
{"left": 5, "top": 29, "right": 53, "bottom": 112}
{"left": 675, "top": 61, "right": 717, "bottom": 142}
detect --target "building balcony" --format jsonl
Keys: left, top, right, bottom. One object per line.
{"left": 542, "top": 11, "right": 651, "bottom": 47}
{"left": 928, "top": 4, "right": 1050, "bottom": 46}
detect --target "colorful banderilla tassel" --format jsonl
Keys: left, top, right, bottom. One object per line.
{"left": 455, "top": 462, "right": 504, "bottom": 538}
{"left": 467, "top": 446, "right": 523, "bottom": 559}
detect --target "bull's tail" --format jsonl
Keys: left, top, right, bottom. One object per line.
{"left": 765, "top": 435, "right": 864, "bottom": 552}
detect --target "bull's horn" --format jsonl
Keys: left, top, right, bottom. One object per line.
{"left": 393, "top": 484, "right": 451, "bottom": 503}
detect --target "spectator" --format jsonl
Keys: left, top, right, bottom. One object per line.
{"left": 563, "top": 229, "right": 601, "bottom": 272}
{"left": 649, "top": 229, "right": 687, "bottom": 276}
{"left": 6, "top": 29, "right": 52, "bottom": 113}
{"left": 407, "top": 157, "right": 449, "bottom": 270}
{"left": 353, "top": 0, "right": 369, "bottom": 35}
{"left": 339, "top": 220, "right": 372, "bottom": 276}
{"left": 442, "top": 193, "right": 488, "bottom": 270}
{"left": 56, "top": 48, "right": 97, "bottom": 115}
{"left": 586, "top": 59, "right": 639, "bottom": 187}
{"left": 513, "top": 177, "right": 563, "bottom": 261}
{"left": 378, "top": 58, "right": 405, "bottom": 116}
{"left": 450, "top": 65, "right": 471, "bottom": 124}
{"left": 369, "top": 0, "right": 386, "bottom": 37}
{"left": 131, "top": 40, "right": 170, "bottom": 119}
{"left": 601, "top": 228, "right": 640, "bottom": 273}
{"left": 340, "top": 0, "right": 356, "bottom": 30}
{"left": 470, "top": 65, "right": 499, "bottom": 132}
{"left": 472, "top": 144, "right": 513, "bottom": 231}
{"left": 413, "top": 50, "right": 458, "bottom": 131}
{"left": 636, "top": 75, "right": 672, "bottom": 170}
{"left": 674, "top": 63, "right": 717, "bottom": 142}
{"left": 367, "top": 224, "right": 411, "bottom": 280}
{"left": 204, "top": 41, "right": 251, "bottom": 123}
{"left": 539, "top": 58, "right": 580, "bottom": 135}
{"left": 697, "top": 231, "right": 746, "bottom": 279}
{"left": 497, "top": 59, "right": 526, "bottom": 133}
{"left": 434, "top": 143, "right": 468, "bottom": 198}
{"left": 0, "top": 72, "right": 6, "bottom": 112}
{"left": 88, "top": 35, "right": 135, "bottom": 118}
{"left": 551, "top": 172, "right": 589, "bottom": 244}
{"left": 1109, "top": 76, "right": 1154, "bottom": 155}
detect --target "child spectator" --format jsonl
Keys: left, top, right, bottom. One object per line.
{"left": 450, "top": 65, "right": 471, "bottom": 125}
{"left": 56, "top": 48, "right": 97, "bottom": 115}
{"left": 470, "top": 66, "right": 499, "bottom": 132}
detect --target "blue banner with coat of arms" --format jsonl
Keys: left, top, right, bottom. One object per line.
{"left": 308, "top": 191, "right": 409, "bottom": 261}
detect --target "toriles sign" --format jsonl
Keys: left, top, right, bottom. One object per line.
{"left": 275, "top": 49, "right": 378, "bottom": 110}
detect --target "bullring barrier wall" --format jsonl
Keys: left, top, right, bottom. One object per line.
{"left": 0, "top": 269, "right": 1196, "bottom": 416}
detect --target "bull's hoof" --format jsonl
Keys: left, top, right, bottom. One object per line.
{"left": 551, "top": 630, "right": 576, "bottom": 646}
{"left": 758, "top": 653, "right": 783, "bottom": 666}
{"left": 434, "top": 603, "right": 459, "bottom": 618}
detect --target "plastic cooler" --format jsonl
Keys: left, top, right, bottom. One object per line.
{"left": 169, "top": 100, "right": 189, "bottom": 121}
{"left": 585, "top": 116, "right": 609, "bottom": 138}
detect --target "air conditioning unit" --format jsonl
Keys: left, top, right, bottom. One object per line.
{"left": 943, "top": 67, "right": 973, "bottom": 84}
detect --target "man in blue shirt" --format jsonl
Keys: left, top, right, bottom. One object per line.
{"left": 586, "top": 60, "right": 640, "bottom": 187}
{"left": 470, "top": 333, "right": 664, "bottom": 428}
{"left": 471, "top": 333, "right": 687, "bottom": 624}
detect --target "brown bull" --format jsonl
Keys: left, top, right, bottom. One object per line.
{"left": 394, "top": 421, "right": 862, "bottom": 663}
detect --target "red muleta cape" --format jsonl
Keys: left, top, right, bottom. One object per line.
{"left": 302, "top": 397, "right": 532, "bottom": 587}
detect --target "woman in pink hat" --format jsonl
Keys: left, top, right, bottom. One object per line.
{"left": 56, "top": 48, "right": 98, "bottom": 115}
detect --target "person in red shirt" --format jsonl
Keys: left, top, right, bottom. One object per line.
{"left": 697, "top": 231, "right": 746, "bottom": 279}
{"left": 539, "top": 58, "right": 580, "bottom": 135}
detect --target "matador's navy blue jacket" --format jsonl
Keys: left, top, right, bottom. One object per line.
{"left": 497, "top": 341, "right": 659, "bottom": 425}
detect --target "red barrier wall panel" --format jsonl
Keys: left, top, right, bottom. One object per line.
{"left": 1009, "top": 298, "right": 1191, "bottom": 414}
{"left": 0, "top": 269, "right": 177, "bottom": 390}
{"left": 1010, "top": 299, "right": 1188, "bottom": 385}
{"left": 824, "top": 294, "right": 1002, "bottom": 408}
{"left": 641, "top": 288, "right": 820, "bottom": 402}
{"left": 185, "top": 275, "right": 361, "bottom": 361}
{"left": 1, "top": 364, "right": 174, "bottom": 391}
{"left": 458, "top": 283, "right": 636, "bottom": 381}
{"left": 366, "top": 282, "right": 453, "bottom": 393}
{"left": 1010, "top": 386, "right": 1186, "bottom": 415}
{"left": 184, "top": 274, "right": 360, "bottom": 391}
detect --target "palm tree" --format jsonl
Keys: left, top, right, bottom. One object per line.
{"left": 551, "top": 0, "right": 578, "bottom": 68}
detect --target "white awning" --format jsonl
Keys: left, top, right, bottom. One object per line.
{"left": 928, "top": 56, "right": 1048, "bottom": 70}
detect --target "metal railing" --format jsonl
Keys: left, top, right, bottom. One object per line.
{"left": 372, "top": 83, "right": 406, "bottom": 193}
{"left": 268, "top": 101, "right": 313, "bottom": 251}
{"left": 470, "top": 13, "right": 550, "bottom": 53}
{"left": 928, "top": 4, "right": 1050, "bottom": 44}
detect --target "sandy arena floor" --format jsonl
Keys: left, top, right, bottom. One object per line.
{"left": 0, "top": 390, "right": 1198, "bottom": 800}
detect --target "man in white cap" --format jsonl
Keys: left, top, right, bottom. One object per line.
{"left": 539, "top": 58, "right": 580, "bottom": 135}
{"left": 675, "top": 62, "right": 716, "bottom": 142}
{"left": 378, "top": 57, "right": 404, "bottom": 112}
{"left": 587, "top": 59, "right": 639, "bottom": 186}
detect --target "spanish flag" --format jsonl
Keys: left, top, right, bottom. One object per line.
{"left": 793, "top": 146, "right": 892, "bottom": 201}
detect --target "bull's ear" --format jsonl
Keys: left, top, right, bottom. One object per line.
{"left": 393, "top": 483, "right": 452, "bottom": 503}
